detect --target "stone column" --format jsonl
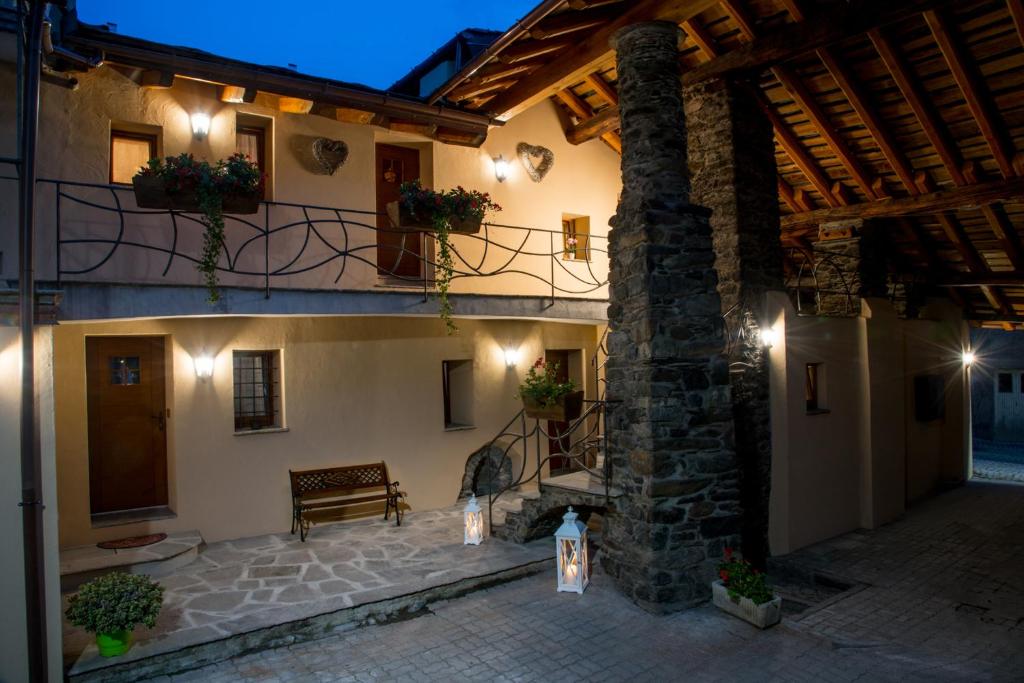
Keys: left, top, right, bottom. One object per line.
{"left": 602, "top": 21, "right": 741, "bottom": 613}
{"left": 684, "top": 77, "right": 783, "bottom": 568}
{"left": 811, "top": 219, "right": 888, "bottom": 316}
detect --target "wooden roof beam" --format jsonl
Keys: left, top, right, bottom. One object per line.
{"left": 529, "top": 5, "right": 619, "bottom": 41}
{"left": 557, "top": 89, "right": 621, "bottom": 152}
{"left": 935, "top": 212, "right": 1015, "bottom": 315}
{"left": 495, "top": 39, "right": 572, "bottom": 65}
{"left": 924, "top": 9, "right": 1016, "bottom": 179}
{"left": 760, "top": 100, "right": 840, "bottom": 208}
{"left": 817, "top": 47, "right": 918, "bottom": 196}
{"left": 484, "top": 0, "right": 720, "bottom": 120}
{"left": 780, "top": 176, "right": 1024, "bottom": 227}
{"left": 870, "top": 28, "right": 966, "bottom": 186}
{"left": 981, "top": 204, "right": 1024, "bottom": 271}
{"left": 682, "top": 19, "right": 719, "bottom": 59}
{"left": 583, "top": 72, "right": 618, "bottom": 105}
{"left": 1011, "top": 0, "right": 1024, "bottom": 48}
{"left": 681, "top": 0, "right": 959, "bottom": 87}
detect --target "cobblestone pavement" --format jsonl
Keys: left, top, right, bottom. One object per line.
{"left": 974, "top": 458, "right": 1024, "bottom": 482}
{"left": 139, "top": 481, "right": 1024, "bottom": 682}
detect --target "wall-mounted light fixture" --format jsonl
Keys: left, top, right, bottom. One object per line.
{"left": 190, "top": 112, "right": 211, "bottom": 140}
{"left": 193, "top": 354, "right": 214, "bottom": 380}
{"left": 759, "top": 326, "right": 779, "bottom": 349}
{"left": 962, "top": 350, "right": 976, "bottom": 368}
{"left": 493, "top": 154, "right": 509, "bottom": 183}
{"left": 503, "top": 347, "right": 521, "bottom": 368}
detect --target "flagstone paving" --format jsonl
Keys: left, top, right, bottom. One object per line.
{"left": 134, "top": 480, "right": 1024, "bottom": 682}
{"left": 64, "top": 495, "right": 549, "bottom": 678}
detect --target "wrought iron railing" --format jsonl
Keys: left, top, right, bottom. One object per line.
{"left": 2, "top": 175, "right": 610, "bottom": 303}
{"left": 784, "top": 246, "right": 855, "bottom": 315}
{"left": 482, "top": 399, "right": 613, "bottom": 534}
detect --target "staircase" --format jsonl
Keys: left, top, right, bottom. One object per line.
{"left": 490, "top": 476, "right": 620, "bottom": 543}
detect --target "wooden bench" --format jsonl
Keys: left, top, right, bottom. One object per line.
{"left": 289, "top": 462, "right": 406, "bottom": 541}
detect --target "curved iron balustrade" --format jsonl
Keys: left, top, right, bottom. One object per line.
{"left": 480, "top": 399, "right": 613, "bottom": 533}
{"left": 23, "top": 177, "right": 610, "bottom": 302}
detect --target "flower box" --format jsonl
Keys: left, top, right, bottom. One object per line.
{"left": 385, "top": 201, "right": 482, "bottom": 234}
{"left": 522, "top": 390, "right": 584, "bottom": 422}
{"left": 711, "top": 580, "right": 782, "bottom": 629}
{"left": 132, "top": 176, "right": 260, "bottom": 215}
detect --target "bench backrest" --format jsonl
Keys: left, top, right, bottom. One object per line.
{"left": 290, "top": 462, "right": 391, "bottom": 500}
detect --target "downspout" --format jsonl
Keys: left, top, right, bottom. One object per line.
{"left": 18, "top": 1, "right": 49, "bottom": 681}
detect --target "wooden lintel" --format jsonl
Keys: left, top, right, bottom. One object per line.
{"left": 219, "top": 85, "right": 257, "bottom": 103}
{"left": 278, "top": 96, "right": 314, "bottom": 114}
{"left": 681, "top": 0, "right": 959, "bottom": 87}
{"left": 567, "top": 106, "right": 621, "bottom": 144}
{"left": 389, "top": 121, "right": 438, "bottom": 138}
{"left": 140, "top": 69, "right": 174, "bottom": 89}
{"left": 779, "top": 177, "right": 1024, "bottom": 228}
{"left": 335, "top": 107, "right": 380, "bottom": 126}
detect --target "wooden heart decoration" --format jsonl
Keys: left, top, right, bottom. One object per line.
{"left": 312, "top": 137, "right": 349, "bottom": 175}
{"left": 516, "top": 142, "right": 554, "bottom": 182}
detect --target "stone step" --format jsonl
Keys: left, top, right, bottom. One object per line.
{"left": 60, "top": 531, "right": 204, "bottom": 593}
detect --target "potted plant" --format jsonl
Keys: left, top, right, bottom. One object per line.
{"left": 712, "top": 548, "right": 782, "bottom": 628}
{"left": 517, "top": 357, "right": 584, "bottom": 421}
{"left": 387, "top": 180, "right": 502, "bottom": 334}
{"left": 65, "top": 572, "right": 164, "bottom": 657}
{"left": 133, "top": 153, "right": 263, "bottom": 303}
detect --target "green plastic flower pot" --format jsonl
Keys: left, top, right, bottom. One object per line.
{"left": 96, "top": 630, "right": 132, "bottom": 657}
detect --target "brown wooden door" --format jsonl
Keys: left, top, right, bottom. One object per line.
{"left": 546, "top": 350, "right": 573, "bottom": 475}
{"left": 376, "top": 143, "right": 423, "bottom": 278}
{"left": 86, "top": 336, "right": 168, "bottom": 514}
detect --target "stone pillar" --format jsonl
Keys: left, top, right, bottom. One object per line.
{"left": 602, "top": 22, "right": 741, "bottom": 613}
{"left": 811, "top": 219, "right": 888, "bottom": 316}
{"left": 684, "top": 77, "right": 783, "bottom": 568}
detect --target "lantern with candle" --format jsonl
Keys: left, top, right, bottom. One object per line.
{"left": 555, "top": 507, "right": 588, "bottom": 593}
{"left": 464, "top": 494, "right": 484, "bottom": 545}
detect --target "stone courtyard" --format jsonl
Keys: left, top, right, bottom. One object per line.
{"left": 124, "top": 480, "right": 1024, "bottom": 682}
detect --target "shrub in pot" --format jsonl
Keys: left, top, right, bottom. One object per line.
{"left": 516, "top": 357, "right": 583, "bottom": 421}
{"left": 712, "top": 548, "right": 781, "bottom": 629}
{"left": 65, "top": 572, "right": 164, "bottom": 657}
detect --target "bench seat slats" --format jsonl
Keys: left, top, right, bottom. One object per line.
{"left": 289, "top": 461, "right": 405, "bottom": 541}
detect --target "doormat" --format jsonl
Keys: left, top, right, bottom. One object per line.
{"left": 98, "top": 533, "right": 167, "bottom": 550}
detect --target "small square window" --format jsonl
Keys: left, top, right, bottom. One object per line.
{"left": 110, "top": 130, "right": 157, "bottom": 184}
{"left": 109, "top": 356, "right": 141, "bottom": 385}
{"left": 442, "top": 359, "right": 474, "bottom": 429}
{"left": 805, "top": 363, "right": 826, "bottom": 413}
{"left": 236, "top": 114, "right": 271, "bottom": 199}
{"left": 233, "top": 350, "right": 282, "bottom": 431}
{"left": 561, "top": 215, "right": 590, "bottom": 261}
{"left": 998, "top": 373, "right": 1013, "bottom": 393}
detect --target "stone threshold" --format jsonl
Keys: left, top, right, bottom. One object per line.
{"left": 60, "top": 531, "right": 203, "bottom": 593}
{"left": 68, "top": 555, "right": 552, "bottom": 683}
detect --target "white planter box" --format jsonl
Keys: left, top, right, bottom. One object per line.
{"left": 711, "top": 580, "right": 782, "bottom": 629}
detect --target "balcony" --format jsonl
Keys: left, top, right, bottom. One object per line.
{"left": 6, "top": 177, "right": 610, "bottom": 321}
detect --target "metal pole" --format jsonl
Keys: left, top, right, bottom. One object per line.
{"left": 18, "top": 2, "right": 49, "bottom": 681}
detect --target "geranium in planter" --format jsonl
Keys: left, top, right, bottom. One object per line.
{"left": 133, "top": 153, "right": 263, "bottom": 303}
{"left": 517, "top": 357, "right": 583, "bottom": 421}
{"left": 388, "top": 180, "right": 502, "bottom": 334}
{"left": 712, "top": 548, "right": 781, "bottom": 629}
{"left": 65, "top": 572, "right": 164, "bottom": 657}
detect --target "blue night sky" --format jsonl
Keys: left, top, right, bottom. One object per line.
{"left": 76, "top": 1, "right": 539, "bottom": 89}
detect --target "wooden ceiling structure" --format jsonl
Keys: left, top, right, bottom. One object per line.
{"left": 433, "top": 0, "right": 1024, "bottom": 329}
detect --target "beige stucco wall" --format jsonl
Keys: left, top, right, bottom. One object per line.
{"left": 53, "top": 316, "right": 600, "bottom": 548}
{"left": 768, "top": 293, "right": 968, "bottom": 555}
{"left": 0, "top": 327, "right": 63, "bottom": 682}
{"left": 0, "top": 58, "right": 617, "bottom": 299}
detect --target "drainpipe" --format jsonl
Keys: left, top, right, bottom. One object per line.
{"left": 18, "top": 1, "right": 49, "bottom": 681}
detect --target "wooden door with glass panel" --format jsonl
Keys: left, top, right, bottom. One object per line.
{"left": 375, "top": 143, "right": 423, "bottom": 278}
{"left": 546, "top": 349, "right": 575, "bottom": 475}
{"left": 86, "top": 336, "right": 168, "bottom": 514}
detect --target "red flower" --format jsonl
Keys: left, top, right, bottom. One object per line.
{"left": 724, "top": 547, "right": 733, "bottom": 560}
{"left": 719, "top": 570, "right": 729, "bottom": 582}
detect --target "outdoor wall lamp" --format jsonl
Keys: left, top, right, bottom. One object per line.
{"left": 962, "top": 350, "right": 976, "bottom": 367}
{"left": 503, "top": 347, "right": 521, "bottom": 368}
{"left": 190, "top": 112, "right": 211, "bottom": 140}
{"left": 493, "top": 154, "right": 509, "bottom": 183}
{"left": 759, "top": 326, "right": 779, "bottom": 349}
{"left": 193, "top": 354, "right": 214, "bottom": 380}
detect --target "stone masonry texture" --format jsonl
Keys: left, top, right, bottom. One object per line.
{"left": 601, "top": 21, "right": 741, "bottom": 613}
{"left": 684, "top": 76, "right": 782, "bottom": 568}
{"left": 811, "top": 219, "right": 888, "bottom": 317}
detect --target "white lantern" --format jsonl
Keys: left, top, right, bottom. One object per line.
{"left": 464, "top": 494, "right": 484, "bottom": 545}
{"left": 555, "top": 506, "right": 588, "bottom": 594}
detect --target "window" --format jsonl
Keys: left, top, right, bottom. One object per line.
{"left": 561, "top": 214, "right": 590, "bottom": 261}
{"left": 442, "top": 359, "right": 474, "bottom": 429}
{"left": 110, "top": 130, "right": 157, "bottom": 184}
{"left": 236, "top": 114, "right": 271, "bottom": 198}
{"left": 805, "top": 363, "right": 826, "bottom": 413}
{"left": 233, "top": 350, "right": 282, "bottom": 431}
{"left": 914, "top": 374, "right": 945, "bottom": 422}
{"left": 998, "top": 373, "right": 1013, "bottom": 393}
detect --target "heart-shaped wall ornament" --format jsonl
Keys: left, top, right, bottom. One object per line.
{"left": 312, "top": 137, "right": 349, "bottom": 175}
{"left": 516, "top": 142, "right": 554, "bottom": 183}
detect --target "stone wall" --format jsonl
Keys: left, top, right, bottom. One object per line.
{"left": 600, "top": 21, "right": 741, "bottom": 613}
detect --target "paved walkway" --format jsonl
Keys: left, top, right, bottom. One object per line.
{"left": 973, "top": 439, "right": 1024, "bottom": 482}
{"left": 139, "top": 480, "right": 1024, "bottom": 682}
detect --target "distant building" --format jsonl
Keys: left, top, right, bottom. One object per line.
{"left": 971, "top": 329, "right": 1024, "bottom": 443}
